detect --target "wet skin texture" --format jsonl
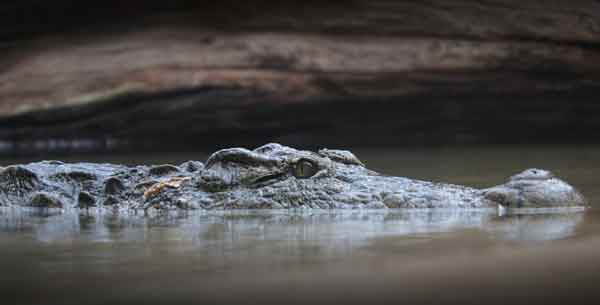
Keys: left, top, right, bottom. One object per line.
{"left": 0, "top": 143, "right": 587, "bottom": 210}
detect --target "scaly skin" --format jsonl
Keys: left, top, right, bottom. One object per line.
{"left": 0, "top": 143, "right": 587, "bottom": 210}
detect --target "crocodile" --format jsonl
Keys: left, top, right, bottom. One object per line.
{"left": 0, "top": 143, "right": 587, "bottom": 210}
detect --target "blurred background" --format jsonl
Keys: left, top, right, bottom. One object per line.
{"left": 2, "top": 0, "right": 600, "bottom": 155}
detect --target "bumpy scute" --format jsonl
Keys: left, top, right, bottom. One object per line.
{"left": 104, "top": 177, "right": 126, "bottom": 195}
{"left": 30, "top": 192, "right": 63, "bottom": 208}
{"left": 318, "top": 148, "right": 364, "bottom": 167}
{"left": 77, "top": 192, "right": 96, "bottom": 208}
{"left": 149, "top": 165, "right": 180, "bottom": 176}
{"left": 0, "top": 166, "right": 39, "bottom": 191}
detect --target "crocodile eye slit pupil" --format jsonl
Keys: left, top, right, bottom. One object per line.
{"left": 293, "top": 159, "right": 317, "bottom": 178}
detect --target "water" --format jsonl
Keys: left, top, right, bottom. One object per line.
{"left": 2, "top": 145, "right": 600, "bottom": 305}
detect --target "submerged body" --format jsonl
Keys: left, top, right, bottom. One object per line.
{"left": 0, "top": 143, "right": 586, "bottom": 210}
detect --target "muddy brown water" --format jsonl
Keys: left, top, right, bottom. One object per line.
{"left": 2, "top": 145, "right": 600, "bottom": 305}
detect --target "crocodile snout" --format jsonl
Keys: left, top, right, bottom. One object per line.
{"left": 483, "top": 169, "right": 586, "bottom": 208}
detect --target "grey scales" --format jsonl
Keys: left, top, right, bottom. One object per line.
{"left": 0, "top": 143, "right": 587, "bottom": 210}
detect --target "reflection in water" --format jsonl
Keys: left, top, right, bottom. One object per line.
{"left": 490, "top": 212, "right": 584, "bottom": 241}
{"left": 2, "top": 145, "right": 598, "bottom": 305}
{"left": 0, "top": 207, "right": 585, "bottom": 247}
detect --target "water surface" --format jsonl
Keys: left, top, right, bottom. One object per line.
{"left": 2, "top": 145, "right": 600, "bottom": 305}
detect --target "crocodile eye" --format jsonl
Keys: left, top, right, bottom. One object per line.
{"left": 292, "top": 159, "right": 318, "bottom": 179}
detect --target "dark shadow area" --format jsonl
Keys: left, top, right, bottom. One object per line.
{"left": 1, "top": 86, "right": 600, "bottom": 155}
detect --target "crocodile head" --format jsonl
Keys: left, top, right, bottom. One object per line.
{"left": 186, "top": 143, "right": 389, "bottom": 209}
{"left": 180, "top": 144, "right": 586, "bottom": 209}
